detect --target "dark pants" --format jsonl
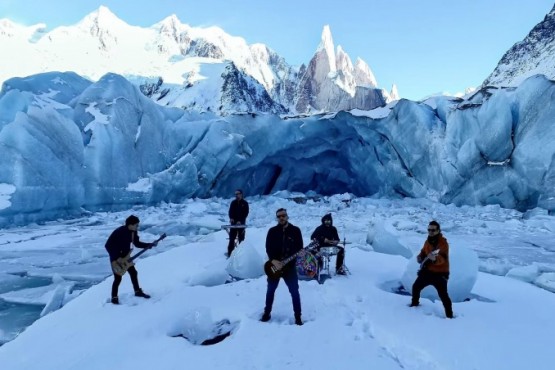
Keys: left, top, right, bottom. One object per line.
{"left": 264, "top": 267, "right": 302, "bottom": 317}
{"left": 228, "top": 228, "right": 245, "bottom": 256}
{"left": 411, "top": 270, "right": 453, "bottom": 315}
{"left": 336, "top": 246, "right": 345, "bottom": 270}
{"left": 111, "top": 265, "right": 140, "bottom": 298}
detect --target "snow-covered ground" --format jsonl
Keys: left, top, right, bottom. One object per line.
{"left": 0, "top": 194, "right": 554, "bottom": 369}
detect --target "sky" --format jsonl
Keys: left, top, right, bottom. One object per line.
{"left": 1, "top": 0, "right": 554, "bottom": 100}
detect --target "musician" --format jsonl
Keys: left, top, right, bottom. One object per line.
{"left": 409, "top": 221, "right": 453, "bottom": 318}
{"left": 227, "top": 189, "right": 249, "bottom": 257}
{"left": 261, "top": 208, "right": 304, "bottom": 326}
{"left": 105, "top": 215, "right": 159, "bottom": 305}
{"left": 310, "top": 213, "right": 346, "bottom": 275}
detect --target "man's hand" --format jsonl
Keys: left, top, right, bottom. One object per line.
{"left": 271, "top": 260, "right": 283, "bottom": 270}
{"left": 230, "top": 219, "right": 235, "bottom": 224}
{"left": 236, "top": 221, "right": 242, "bottom": 225}
{"left": 427, "top": 250, "right": 439, "bottom": 262}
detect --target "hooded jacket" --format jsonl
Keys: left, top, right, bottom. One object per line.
{"left": 310, "top": 214, "right": 339, "bottom": 246}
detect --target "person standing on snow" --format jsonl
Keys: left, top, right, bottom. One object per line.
{"left": 227, "top": 189, "right": 249, "bottom": 257}
{"left": 105, "top": 215, "right": 158, "bottom": 304}
{"left": 260, "top": 208, "right": 304, "bottom": 326}
{"left": 409, "top": 220, "right": 453, "bottom": 319}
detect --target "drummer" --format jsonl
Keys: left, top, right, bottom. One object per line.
{"left": 310, "top": 213, "right": 346, "bottom": 275}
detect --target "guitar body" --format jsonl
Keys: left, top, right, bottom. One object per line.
{"left": 264, "top": 260, "right": 282, "bottom": 280}
{"left": 112, "top": 252, "right": 134, "bottom": 276}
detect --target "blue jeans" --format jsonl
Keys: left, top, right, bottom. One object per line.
{"left": 264, "top": 267, "right": 301, "bottom": 316}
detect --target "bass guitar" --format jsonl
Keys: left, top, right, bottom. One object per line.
{"left": 111, "top": 233, "right": 167, "bottom": 276}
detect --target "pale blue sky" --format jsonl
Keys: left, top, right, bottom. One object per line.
{"left": 1, "top": 0, "right": 554, "bottom": 100}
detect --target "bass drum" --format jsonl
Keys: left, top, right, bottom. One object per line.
{"left": 296, "top": 249, "right": 319, "bottom": 279}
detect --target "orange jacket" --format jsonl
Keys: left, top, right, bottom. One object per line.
{"left": 417, "top": 235, "right": 449, "bottom": 274}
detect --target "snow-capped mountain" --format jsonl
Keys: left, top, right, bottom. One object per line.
{"left": 295, "top": 26, "right": 388, "bottom": 112}
{"left": 0, "top": 7, "right": 389, "bottom": 115}
{"left": 484, "top": 4, "right": 555, "bottom": 86}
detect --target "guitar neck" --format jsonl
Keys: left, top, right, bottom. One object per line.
{"left": 129, "top": 234, "right": 166, "bottom": 263}
{"left": 281, "top": 250, "right": 303, "bottom": 265}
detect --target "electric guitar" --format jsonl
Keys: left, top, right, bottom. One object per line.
{"left": 111, "top": 233, "right": 167, "bottom": 276}
{"left": 264, "top": 241, "right": 318, "bottom": 280}
{"left": 418, "top": 249, "right": 440, "bottom": 272}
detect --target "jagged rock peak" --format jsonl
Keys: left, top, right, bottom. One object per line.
{"left": 354, "top": 57, "right": 377, "bottom": 88}
{"left": 317, "top": 25, "right": 336, "bottom": 72}
{"left": 389, "top": 84, "right": 399, "bottom": 101}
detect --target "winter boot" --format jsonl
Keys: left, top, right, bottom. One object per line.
{"left": 294, "top": 314, "right": 303, "bottom": 326}
{"left": 111, "top": 297, "right": 120, "bottom": 305}
{"left": 260, "top": 312, "right": 271, "bottom": 322}
{"left": 134, "top": 289, "right": 151, "bottom": 299}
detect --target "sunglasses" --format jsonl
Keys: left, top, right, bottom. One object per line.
{"left": 276, "top": 214, "right": 288, "bottom": 219}
{"left": 427, "top": 228, "right": 438, "bottom": 232}
{"left": 235, "top": 193, "right": 242, "bottom": 196}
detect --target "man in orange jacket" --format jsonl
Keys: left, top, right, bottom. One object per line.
{"left": 410, "top": 221, "right": 453, "bottom": 318}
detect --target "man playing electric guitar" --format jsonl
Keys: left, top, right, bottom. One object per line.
{"left": 260, "top": 208, "right": 304, "bottom": 326}
{"left": 105, "top": 215, "right": 162, "bottom": 305}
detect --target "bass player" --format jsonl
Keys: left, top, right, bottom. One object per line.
{"left": 105, "top": 215, "right": 159, "bottom": 304}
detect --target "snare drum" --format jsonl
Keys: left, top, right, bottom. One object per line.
{"left": 296, "top": 249, "right": 319, "bottom": 278}
{"left": 319, "top": 246, "right": 339, "bottom": 257}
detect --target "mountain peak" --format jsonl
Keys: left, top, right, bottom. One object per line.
{"left": 316, "top": 25, "right": 336, "bottom": 72}
{"left": 158, "top": 14, "right": 182, "bottom": 28}
{"left": 78, "top": 5, "right": 127, "bottom": 30}
{"left": 354, "top": 58, "right": 377, "bottom": 88}
{"left": 483, "top": 5, "right": 555, "bottom": 87}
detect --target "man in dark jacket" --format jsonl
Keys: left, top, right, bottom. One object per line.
{"left": 227, "top": 189, "right": 249, "bottom": 257}
{"left": 260, "top": 208, "right": 304, "bottom": 326}
{"left": 311, "top": 213, "right": 346, "bottom": 275}
{"left": 409, "top": 220, "right": 453, "bottom": 318}
{"left": 105, "top": 215, "right": 158, "bottom": 304}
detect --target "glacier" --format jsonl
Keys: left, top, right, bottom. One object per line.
{"left": 0, "top": 71, "right": 554, "bottom": 226}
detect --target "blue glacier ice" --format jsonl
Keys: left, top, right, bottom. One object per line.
{"left": 1, "top": 71, "right": 554, "bottom": 226}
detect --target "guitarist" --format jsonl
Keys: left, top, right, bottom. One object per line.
{"left": 260, "top": 208, "right": 304, "bottom": 326}
{"left": 409, "top": 221, "right": 453, "bottom": 318}
{"left": 105, "top": 215, "right": 159, "bottom": 305}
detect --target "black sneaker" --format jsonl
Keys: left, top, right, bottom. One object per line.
{"left": 135, "top": 290, "right": 151, "bottom": 299}
{"left": 294, "top": 315, "right": 303, "bottom": 326}
{"left": 111, "top": 297, "right": 119, "bottom": 305}
{"left": 260, "top": 312, "right": 271, "bottom": 322}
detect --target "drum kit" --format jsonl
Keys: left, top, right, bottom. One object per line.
{"left": 296, "top": 240, "right": 350, "bottom": 284}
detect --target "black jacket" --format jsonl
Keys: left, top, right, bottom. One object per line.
{"left": 310, "top": 214, "right": 339, "bottom": 246}
{"left": 266, "top": 223, "right": 303, "bottom": 266}
{"left": 105, "top": 226, "right": 152, "bottom": 262}
{"left": 228, "top": 199, "right": 249, "bottom": 224}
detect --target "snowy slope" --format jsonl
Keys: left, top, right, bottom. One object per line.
{"left": 484, "top": 4, "right": 555, "bottom": 86}
{"left": 0, "top": 195, "right": 554, "bottom": 369}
